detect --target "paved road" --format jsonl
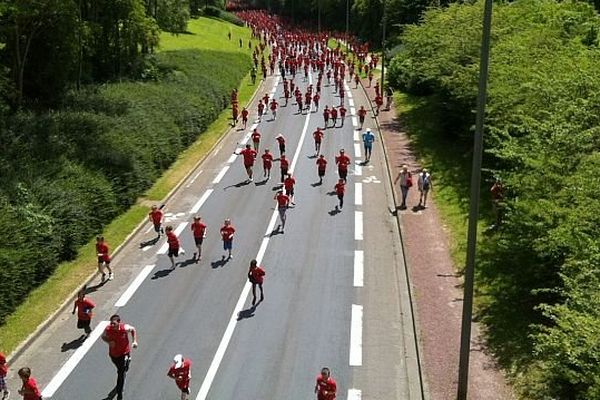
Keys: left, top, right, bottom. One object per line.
{"left": 6, "top": 62, "right": 423, "bottom": 400}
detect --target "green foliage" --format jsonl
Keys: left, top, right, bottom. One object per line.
{"left": 153, "top": 0, "right": 191, "bottom": 33}
{"left": 389, "top": 0, "right": 600, "bottom": 398}
{"left": 203, "top": 6, "right": 244, "bottom": 26}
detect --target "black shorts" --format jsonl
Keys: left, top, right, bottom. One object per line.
{"left": 77, "top": 319, "right": 91, "bottom": 330}
{"left": 194, "top": 237, "right": 204, "bottom": 246}
{"left": 318, "top": 168, "right": 326, "bottom": 177}
{"left": 279, "top": 144, "right": 286, "bottom": 153}
{"left": 168, "top": 248, "right": 179, "bottom": 257}
{"left": 339, "top": 169, "right": 348, "bottom": 180}
{"left": 153, "top": 223, "right": 162, "bottom": 233}
{"left": 97, "top": 256, "right": 110, "bottom": 265}
{"left": 285, "top": 187, "right": 294, "bottom": 197}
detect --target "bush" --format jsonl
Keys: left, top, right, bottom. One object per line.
{"left": 203, "top": 6, "right": 245, "bottom": 26}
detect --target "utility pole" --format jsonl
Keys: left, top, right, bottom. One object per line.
{"left": 457, "top": 0, "right": 494, "bottom": 399}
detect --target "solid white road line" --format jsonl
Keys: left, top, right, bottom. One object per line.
{"left": 354, "top": 129, "right": 360, "bottom": 142}
{"left": 352, "top": 116, "right": 358, "bottom": 127}
{"left": 115, "top": 265, "right": 156, "bottom": 307}
{"left": 350, "top": 304, "right": 363, "bottom": 366}
{"left": 41, "top": 321, "right": 110, "bottom": 398}
{"left": 354, "top": 250, "right": 364, "bottom": 287}
{"left": 240, "top": 131, "right": 252, "bottom": 145}
{"left": 349, "top": 98, "right": 355, "bottom": 107}
{"left": 185, "top": 169, "right": 203, "bottom": 188}
{"left": 227, "top": 153, "right": 238, "bottom": 164}
{"left": 355, "top": 211, "right": 363, "bottom": 241}
{"left": 355, "top": 183, "right": 363, "bottom": 206}
{"left": 212, "top": 165, "right": 230, "bottom": 185}
{"left": 157, "top": 222, "right": 189, "bottom": 255}
{"left": 350, "top": 106, "right": 356, "bottom": 115}
{"left": 348, "top": 389, "right": 362, "bottom": 400}
{"left": 190, "top": 189, "right": 214, "bottom": 214}
{"left": 354, "top": 143, "right": 362, "bottom": 158}
{"left": 195, "top": 72, "right": 306, "bottom": 400}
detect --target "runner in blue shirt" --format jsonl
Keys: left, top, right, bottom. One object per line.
{"left": 362, "top": 128, "right": 375, "bottom": 162}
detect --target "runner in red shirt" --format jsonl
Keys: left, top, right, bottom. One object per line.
{"left": 262, "top": 148, "right": 273, "bottom": 179}
{"left": 72, "top": 287, "right": 96, "bottom": 337}
{"left": 257, "top": 100, "right": 265, "bottom": 120}
{"left": 251, "top": 128, "right": 261, "bottom": 152}
{"left": 248, "top": 259, "right": 266, "bottom": 305}
{"left": 232, "top": 104, "right": 239, "bottom": 127}
{"left": 279, "top": 155, "right": 289, "bottom": 183}
{"left": 374, "top": 94, "right": 383, "bottom": 116}
{"left": 313, "top": 127, "right": 324, "bottom": 156}
{"left": 354, "top": 73, "right": 360, "bottom": 89}
{"left": 368, "top": 70, "right": 374, "bottom": 87}
{"left": 241, "top": 107, "right": 249, "bottom": 129}
{"left": 339, "top": 106, "right": 347, "bottom": 127}
{"left": 96, "top": 235, "right": 113, "bottom": 281}
{"left": 17, "top": 368, "right": 41, "bottom": 400}
{"left": 235, "top": 144, "right": 257, "bottom": 182}
{"left": 276, "top": 134, "right": 286, "bottom": 156}
{"left": 220, "top": 219, "right": 235, "bottom": 260}
{"left": 358, "top": 106, "right": 367, "bottom": 129}
{"left": 314, "top": 367, "right": 337, "bottom": 400}
{"left": 168, "top": 354, "right": 192, "bottom": 400}
{"left": 335, "top": 149, "right": 351, "bottom": 182}
{"left": 323, "top": 105, "right": 330, "bottom": 128}
{"left": 334, "top": 178, "right": 346, "bottom": 209}
{"left": 190, "top": 216, "right": 207, "bottom": 263}
{"left": 262, "top": 93, "right": 269, "bottom": 106}
{"left": 316, "top": 155, "right": 327, "bottom": 184}
{"left": 274, "top": 189, "right": 290, "bottom": 233}
{"left": 165, "top": 225, "right": 183, "bottom": 269}
{"left": 102, "top": 315, "right": 138, "bottom": 400}
{"left": 270, "top": 98, "right": 279, "bottom": 120}
{"left": 0, "top": 353, "right": 8, "bottom": 400}
{"left": 283, "top": 173, "right": 296, "bottom": 204}
{"left": 149, "top": 204, "right": 164, "bottom": 238}
{"left": 330, "top": 107, "right": 338, "bottom": 127}
{"left": 313, "top": 92, "right": 320, "bottom": 111}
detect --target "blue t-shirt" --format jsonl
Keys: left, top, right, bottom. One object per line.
{"left": 362, "top": 131, "right": 375, "bottom": 146}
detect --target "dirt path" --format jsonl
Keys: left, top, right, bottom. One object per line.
{"left": 359, "top": 78, "right": 515, "bottom": 400}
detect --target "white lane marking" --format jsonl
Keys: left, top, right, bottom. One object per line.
{"left": 355, "top": 211, "right": 363, "bottom": 241}
{"left": 41, "top": 321, "right": 110, "bottom": 398}
{"left": 354, "top": 164, "right": 363, "bottom": 176}
{"left": 350, "top": 304, "right": 363, "bottom": 366}
{"left": 212, "top": 165, "right": 230, "bottom": 184}
{"left": 115, "top": 265, "right": 155, "bottom": 307}
{"left": 227, "top": 153, "right": 238, "bottom": 164}
{"left": 190, "top": 189, "right": 214, "bottom": 214}
{"left": 348, "top": 389, "right": 362, "bottom": 400}
{"left": 354, "top": 143, "right": 362, "bottom": 158}
{"left": 354, "top": 129, "right": 360, "bottom": 142}
{"left": 289, "top": 74, "right": 313, "bottom": 172}
{"left": 240, "top": 131, "right": 252, "bottom": 145}
{"left": 355, "top": 183, "right": 363, "bottom": 206}
{"left": 349, "top": 98, "right": 355, "bottom": 107}
{"left": 157, "top": 222, "right": 189, "bottom": 255}
{"left": 196, "top": 73, "right": 295, "bottom": 400}
{"left": 185, "top": 170, "right": 203, "bottom": 188}
{"left": 350, "top": 106, "right": 356, "bottom": 115}
{"left": 354, "top": 251, "right": 364, "bottom": 287}
{"left": 352, "top": 116, "right": 358, "bottom": 127}
{"left": 250, "top": 123, "right": 258, "bottom": 131}
{"left": 144, "top": 225, "right": 153, "bottom": 234}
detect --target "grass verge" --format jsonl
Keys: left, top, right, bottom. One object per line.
{"left": 2, "top": 17, "right": 257, "bottom": 357}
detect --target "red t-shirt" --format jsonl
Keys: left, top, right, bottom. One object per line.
{"left": 220, "top": 225, "right": 235, "bottom": 241}
{"left": 276, "top": 193, "right": 290, "bottom": 207}
{"left": 315, "top": 376, "right": 337, "bottom": 400}
{"left": 150, "top": 209, "right": 163, "bottom": 224}
{"left": 240, "top": 148, "right": 257, "bottom": 166}
{"left": 280, "top": 158, "right": 289, "bottom": 169}
{"left": 249, "top": 266, "right": 266, "bottom": 284}
{"left": 316, "top": 158, "right": 328, "bottom": 170}
{"left": 258, "top": 103, "right": 265, "bottom": 112}
{"left": 270, "top": 101, "right": 278, "bottom": 110}
{"left": 358, "top": 108, "right": 367, "bottom": 117}
{"left": 21, "top": 377, "right": 41, "bottom": 400}
{"left": 241, "top": 109, "right": 249, "bottom": 119}
{"left": 323, "top": 109, "right": 330, "bottom": 118}
{"left": 104, "top": 323, "right": 132, "bottom": 357}
{"left": 283, "top": 177, "right": 296, "bottom": 190}
{"left": 167, "top": 231, "right": 179, "bottom": 249}
{"left": 96, "top": 242, "right": 110, "bottom": 263}
{"left": 252, "top": 132, "right": 261, "bottom": 143}
{"left": 313, "top": 130, "right": 323, "bottom": 142}
{"left": 331, "top": 108, "right": 338, "bottom": 118}
{"left": 336, "top": 154, "right": 351, "bottom": 171}
{"left": 75, "top": 298, "right": 95, "bottom": 321}
{"left": 339, "top": 107, "right": 347, "bottom": 116}
{"left": 191, "top": 221, "right": 206, "bottom": 238}
{"left": 335, "top": 182, "right": 346, "bottom": 195}
{"left": 0, "top": 353, "right": 7, "bottom": 377}
{"left": 168, "top": 359, "right": 192, "bottom": 390}
{"left": 262, "top": 153, "right": 273, "bottom": 167}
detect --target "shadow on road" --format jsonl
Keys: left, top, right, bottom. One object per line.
{"left": 151, "top": 268, "right": 174, "bottom": 280}
{"left": 139, "top": 236, "right": 160, "bottom": 249}
{"left": 328, "top": 207, "right": 341, "bottom": 216}
{"left": 211, "top": 257, "right": 230, "bottom": 269}
{"left": 61, "top": 335, "right": 86, "bottom": 352}
{"left": 311, "top": 181, "right": 322, "bottom": 187}
{"left": 224, "top": 180, "right": 252, "bottom": 190}
{"left": 237, "top": 305, "right": 256, "bottom": 320}
{"left": 178, "top": 258, "right": 197, "bottom": 268}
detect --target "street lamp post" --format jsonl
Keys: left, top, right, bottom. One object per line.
{"left": 456, "top": 0, "right": 493, "bottom": 399}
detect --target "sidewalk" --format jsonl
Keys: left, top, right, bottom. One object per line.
{"left": 361, "top": 80, "right": 515, "bottom": 399}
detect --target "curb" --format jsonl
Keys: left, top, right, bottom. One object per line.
{"left": 357, "top": 78, "right": 430, "bottom": 400}
{"left": 7, "top": 71, "right": 267, "bottom": 365}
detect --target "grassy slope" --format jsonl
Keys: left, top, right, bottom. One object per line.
{"left": 0, "top": 17, "right": 255, "bottom": 355}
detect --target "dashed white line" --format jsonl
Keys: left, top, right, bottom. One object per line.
{"left": 157, "top": 222, "right": 189, "bottom": 255}
{"left": 212, "top": 165, "right": 230, "bottom": 184}
{"left": 354, "top": 164, "right": 363, "bottom": 176}
{"left": 354, "top": 251, "right": 364, "bottom": 287}
{"left": 349, "top": 98, "right": 355, "bottom": 107}
{"left": 41, "top": 321, "right": 110, "bottom": 398}
{"left": 355, "top": 183, "right": 363, "bottom": 206}
{"left": 352, "top": 116, "right": 358, "bottom": 127}
{"left": 354, "top": 129, "right": 360, "bottom": 142}
{"left": 190, "top": 189, "right": 214, "bottom": 214}
{"left": 354, "top": 143, "right": 362, "bottom": 158}
{"left": 350, "top": 106, "right": 356, "bottom": 115}
{"left": 115, "top": 265, "right": 156, "bottom": 307}
{"left": 350, "top": 304, "right": 363, "bottom": 366}
{"left": 185, "top": 170, "right": 203, "bottom": 188}
{"left": 250, "top": 122, "right": 258, "bottom": 131}
{"left": 227, "top": 153, "right": 238, "bottom": 164}
{"left": 348, "top": 389, "right": 362, "bottom": 400}
{"left": 355, "top": 211, "right": 363, "bottom": 241}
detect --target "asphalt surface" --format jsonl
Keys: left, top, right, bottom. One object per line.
{"left": 6, "top": 65, "right": 423, "bottom": 400}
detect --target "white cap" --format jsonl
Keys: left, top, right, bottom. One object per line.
{"left": 367, "top": 128, "right": 371, "bottom": 132}
{"left": 173, "top": 354, "right": 183, "bottom": 368}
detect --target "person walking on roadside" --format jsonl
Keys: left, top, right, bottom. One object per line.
{"left": 0, "top": 353, "right": 9, "bottom": 400}
{"left": 149, "top": 204, "right": 164, "bottom": 238}
{"left": 167, "top": 354, "right": 192, "bottom": 400}
{"left": 339, "top": 105, "right": 347, "bottom": 127}
{"left": 101, "top": 315, "right": 138, "bottom": 400}
{"left": 190, "top": 216, "right": 207, "bottom": 262}
{"left": 165, "top": 225, "right": 183, "bottom": 270}
{"left": 323, "top": 105, "right": 330, "bottom": 128}
{"left": 417, "top": 168, "right": 432, "bottom": 209}
{"left": 257, "top": 100, "right": 265, "bottom": 121}
{"left": 96, "top": 236, "right": 113, "bottom": 281}
{"left": 251, "top": 67, "right": 257, "bottom": 84}
{"left": 316, "top": 155, "right": 327, "bottom": 184}
{"left": 72, "top": 287, "right": 96, "bottom": 338}
{"left": 276, "top": 134, "right": 286, "bottom": 156}
{"left": 362, "top": 128, "right": 375, "bottom": 162}
{"left": 358, "top": 106, "right": 367, "bottom": 129}
{"left": 394, "top": 164, "right": 413, "bottom": 210}
{"left": 283, "top": 173, "right": 296, "bottom": 205}
{"left": 232, "top": 104, "right": 239, "bottom": 127}
{"left": 274, "top": 190, "right": 290, "bottom": 233}
{"left": 241, "top": 107, "right": 249, "bottom": 129}
{"left": 220, "top": 219, "right": 235, "bottom": 260}
{"left": 270, "top": 98, "right": 279, "bottom": 121}
{"left": 330, "top": 107, "right": 338, "bottom": 128}
{"left": 17, "top": 367, "right": 41, "bottom": 400}
{"left": 248, "top": 259, "right": 265, "bottom": 305}
{"left": 235, "top": 144, "right": 257, "bottom": 182}
{"left": 262, "top": 148, "right": 273, "bottom": 179}
{"left": 314, "top": 367, "right": 337, "bottom": 400}
{"left": 334, "top": 178, "right": 346, "bottom": 210}
{"left": 313, "top": 127, "right": 324, "bottom": 156}
{"left": 335, "top": 149, "right": 351, "bottom": 183}
{"left": 251, "top": 128, "right": 261, "bottom": 152}
{"left": 278, "top": 154, "right": 289, "bottom": 183}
